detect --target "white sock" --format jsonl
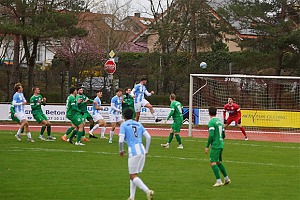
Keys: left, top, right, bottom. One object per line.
{"left": 217, "top": 179, "right": 222, "bottom": 183}
{"left": 101, "top": 127, "right": 106, "bottom": 137}
{"left": 152, "top": 112, "right": 157, "bottom": 120}
{"left": 27, "top": 132, "right": 32, "bottom": 139}
{"left": 90, "top": 124, "right": 99, "bottom": 133}
{"left": 132, "top": 177, "right": 149, "bottom": 193}
{"left": 130, "top": 179, "right": 136, "bottom": 199}
{"left": 16, "top": 129, "right": 22, "bottom": 136}
{"left": 224, "top": 176, "right": 229, "bottom": 181}
{"left": 110, "top": 131, "right": 114, "bottom": 140}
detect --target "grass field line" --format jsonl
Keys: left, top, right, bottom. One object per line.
{"left": 5, "top": 146, "right": 299, "bottom": 168}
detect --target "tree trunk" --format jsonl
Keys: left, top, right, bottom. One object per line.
{"left": 275, "top": 52, "right": 283, "bottom": 76}
{"left": 8, "top": 34, "right": 20, "bottom": 101}
{"left": 27, "top": 38, "right": 39, "bottom": 95}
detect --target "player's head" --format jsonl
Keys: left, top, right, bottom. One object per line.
{"left": 77, "top": 87, "right": 83, "bottom": 95}
{"left": 96, "top": 89, "right": 103, "bottom": 97}
{"left": 228, "top": 98, "right": 233, "bottom": 105}
{"left": 115, "top": 88, "right": 123, "bottom": 97}
{"left": 69, "top": 87, "right": 77, "bottom": 95}
{"left": 32, "top": 87, "right": 40, "bottom": 94}
{"left": 124, "top": 108, "right": 134, "bottom": 120}
{"left": 14, "top": 83, "right": 22, "bottom": 92}
{"left": 169, "top": 93, "right": 176, "bottom": 101}
{"left": 208, "top": 107, "right": 217, "bottom": 117}
{"left": 140, "top": 77, "right": 147, "bottom": 85}
{"left": 125, "top": 87, "right": 131, "bottom": 94}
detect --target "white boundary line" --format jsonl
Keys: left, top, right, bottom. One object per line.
{"left": 4, "top": 147, "right": 299, "bottom": 168}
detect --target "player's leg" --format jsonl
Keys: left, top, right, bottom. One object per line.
{"left": 174, "top": 120, "right": 183, "bottom": 149}
{"left": 109, "top": 114, "right": 117, "bottom": 143}
{"left": 134, "top": 102, "right": 141, "bottom": 122}
{"left": 216, "top": 149, "right": 231, "bottom": 185}
{"left": 144, "top": 99, "right": 161, "bottom": 122}
{"left": 99, "top": 120, "right": 107, "bottom": 139}
{"left": 210, "top": 149, "right": 222, "bottom": 186}
{"left": 24, "top": 120, "right": 34, "bottom": 143}
{"left": 62, "top": 123, "right": 76, "bottom": 141}
{"left": 237, "top": 118, "right": 248, "bottom": 140}
{"left": 161, "top": 127, "right": 174, "bottom": 148}
{"left": 87, "top": 115, "right": 97, "bottom": 138}
{"left": 38, "top": 119, "right": 47, "bottom": 140}
{"left": 15, "top": 113, "right": 27, "bottom": 141}
{"left": 43, "top": 116, "right": 55, "bottom": 140}
{"left": 129, "top": 155, "right": 154, "bottom": 199}
{"left": 75, "top": 122, "right": 85, "bottom": 145}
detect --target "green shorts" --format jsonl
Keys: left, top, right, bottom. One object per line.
{"left": 11, "top": 115, "right": 20, "bottom": 123}
{"left": 210, "top": 148, "right": 223, "bottom": 163}
{"left": 67, "top": 114, "right": 84, "bottom": 126}
{"left": 171, "top": 119, "right": 183, "bottom": 133}
{"left": 33, "top": 113, "right": 48, "bottom": 124}
{"left": 82, "top": 112, "right": 92, "bottom": 122}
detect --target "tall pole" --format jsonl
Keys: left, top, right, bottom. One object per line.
{"left": 188, "top": 74, "right": 193, "bottom": 137}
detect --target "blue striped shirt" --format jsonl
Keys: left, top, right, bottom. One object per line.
{"left": 110, "top": 95, "right": 122, "bottom": 115}
{"left": 119, "top": 120, "right": 147, "bottom": 157}
{"left": 12, "top": 92, "right": 26, "bottom": 113}
{"left": 92, "top": 97, "right": 101, "bottom": 115}
{"left": 132, "top": 84, "right": 151, "bottom": 103}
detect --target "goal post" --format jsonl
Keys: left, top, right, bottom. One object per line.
{"left": 188, "top": 74, "right": 300, "bottom": 137}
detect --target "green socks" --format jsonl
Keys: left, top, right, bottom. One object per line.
{"left": 47, "top": 126, "right": 51, "bottom": 136}
{"left": 40, "top": 126, "right": 46, "bottom": 135}
{"left": 89, "top": 124, "right": 93, "bottom": 130}
{"left": 65, "top": 127, "right": 75, "bottom": 136}
{"left": 212, "top": 165, "right": 221, "bottom": 179}
{"left": 168, "top": 133, "right": 174, "bottom": 143}
{"left": 218, "top": 163, "right": 228, "bottom": 177}
{"left": 69, "top": 130, "right": 78, "bottom": 141}
{"left": 175, "top": 134, "right": 182, "bottom": 145}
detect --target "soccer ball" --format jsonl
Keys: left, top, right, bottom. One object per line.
{"left": 200, "top": 62, "right": 207, "bottom": 69}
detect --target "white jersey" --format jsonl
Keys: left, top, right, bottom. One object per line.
{"left": 132, "top": 84, "right": 152, "bottom": 103}
{"left": 12, "top": 92, "right": 26, "bottom": 113}
{"left": 92, "top": 97, "right": 101, "bottom": 115}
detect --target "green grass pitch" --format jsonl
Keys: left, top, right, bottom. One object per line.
{"left": 0, "top": 130, "right": 299, "bottom": 200}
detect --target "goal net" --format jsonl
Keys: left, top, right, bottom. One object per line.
{"left": 188, "top": 74, "right": 300, "bottom": 139}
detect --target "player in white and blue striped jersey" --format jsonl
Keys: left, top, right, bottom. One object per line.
{"left": 109, "top": 88, "right": 123, "bottom": 143}
{"left": 119, "top": 108, "right": 154, "bottom": 200}
{"left": 12, "top": 83, "right": 34, "bottom": 142}
{"left": 131, "top": 77, "right": 162, "bottom": 123}
{"left": 89, "top": 90, "right": 107, "bottom": 139}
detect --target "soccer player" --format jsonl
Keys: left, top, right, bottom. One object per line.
{"left": 12, "top": 83, "right": 34, "bottom": 142}
{"left": 122, "top": 87, "right": 136, "bottom": 119}
{"left": 109, "top": 88, "right": 123, "bottom": 143}
{"left": 131, "top": 77, "right": 161, "bottom": 122}
{"left": 119, "top": 108, "right": 154, "bottom": 200}
{"left": 205, "top": 107, "right": 231, "bottom": 187}
{"left": 30, "top": 87, "right": 56, "bottom": 140}
{"left": 223, "top": 97, "right": 248, "bottom": 141}
{"left": 65, "top": 87, "right": 85, "bottom": 146}
{"left": 161, "top": 93, "right": 183, "bottom": 149}
{"left": 9, "top": 101, "right": 24, "bottom": 134}
{"left": 89, "top": 89, "right": 107, "bottom": 139}
{"left": 76, "top": 87, "right": 96, "bottom": 140}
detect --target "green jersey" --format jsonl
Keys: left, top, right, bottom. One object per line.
{"left": 76, "top": 94, "right": 93, "bottom": 113}
{"left": 66, "top": 94, "right": 81, "bottom": 116}
{"left": 206, "top": 117, "right": 225, "bottom": 149}
{"left": 30, "top": 94, "right": 45, "bottom": 114}
{"left": 167, "top": 100, "right": 183, "bottom": 121}
{"left": 122, "top": 94, "right": 134, "bottom": 109}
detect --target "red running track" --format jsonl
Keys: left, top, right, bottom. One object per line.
{"left": 0, "top": 124, "right": 299, "bottom": 143}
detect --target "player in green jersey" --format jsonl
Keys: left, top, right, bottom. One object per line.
{"left": 64, "top": 87, "right": 85, "bottom": 146}
{"left": 76, "top": 87, "right": 97, "bottom": 141}
{"left": 161, "top": 93, "right": 183, "bottom": 149}
{"left": 30, "top": 87, "right": 56, "bottom": 140}
{"left": 205, "top": 107, "right": 231, "bottom": 187}
{"left": 122, "top": 87, "right": 136, "bottom": 119}
{"left": 9, "top": 101, "right": 24, "bottom": 133}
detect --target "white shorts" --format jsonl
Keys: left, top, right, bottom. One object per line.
{"left": 128, "top": 154, "right": 145, "bottom": 174}
{"left": 15, "top": 112, "right": 26, "bottom": 121}
{"left": 92, "top": 113, "right": 103, "bottom": 122}
{"left": 134, "top": 99, "right": 150, "bottom": 112}
{"left": 109, "top": 114, "right": 123, "bottom": 123}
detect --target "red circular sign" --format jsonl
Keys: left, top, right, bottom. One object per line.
{"left": 104, "top": 60, "right": 116, "bottom": 74}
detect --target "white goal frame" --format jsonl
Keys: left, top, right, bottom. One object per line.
{"left": 188, "top": 74, "right": 300, "bottom": 137}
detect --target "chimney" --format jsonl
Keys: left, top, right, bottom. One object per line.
{"left": 134, "top": 13, "right": 140, "bottom": 18}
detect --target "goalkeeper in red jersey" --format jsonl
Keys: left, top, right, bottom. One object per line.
{"left": 223, "top": 98, "right": 248, "bottom": 141}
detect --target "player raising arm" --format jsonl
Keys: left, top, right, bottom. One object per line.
{"left": 109, "top": 89, "right": 123, "bottom": 143}
{"left": 119, "top": 108, "right": 154, "bottom": 200}
{"left": 131, "top": 77, "right": 161, "bottom": 122}
{"left": 223, "top": 97, "right": 248, "bottom": 141}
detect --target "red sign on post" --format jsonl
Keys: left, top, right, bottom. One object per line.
{"left": 104, "top": 60, "right": 116, "bottom": 74}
